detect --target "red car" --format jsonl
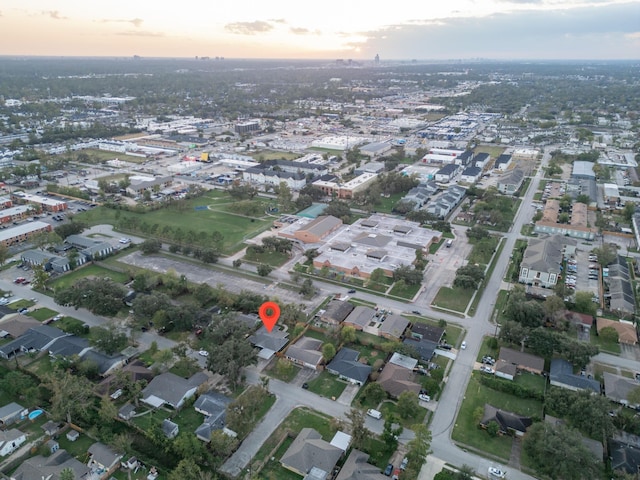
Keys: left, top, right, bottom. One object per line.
{"left": 392, "top": 469, "right": 401, "bottom": 480}
{"left": 14, "top": 277, "right": 25, "bottom": 284}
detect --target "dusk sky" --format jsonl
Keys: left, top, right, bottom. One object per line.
{"left": 1, "top": 0, "right": 638, "bottom": 60}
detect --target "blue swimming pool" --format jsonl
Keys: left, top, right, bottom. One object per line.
{"left": 28, "top": 409, "right": 43, "bottom": 420}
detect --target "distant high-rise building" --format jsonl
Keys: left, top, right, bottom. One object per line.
{"left": 374, "top": 54, "right": 380, "bottom": 64}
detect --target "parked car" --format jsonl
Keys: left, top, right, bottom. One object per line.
{"left": 488, "top": 466, "right": 506, "bottom": 478}
{"left": 418, "top": 393, "right": 431, "bottom": 402}
{"left": 400, "top": 457, "right": 408, "bottom": 471}
{"left": 302, "top": 383, "right": 309, "bottom": 389}
{"left": 392, "top": 469, "right": 401, "bottom": 480}
{"left": 384, "top": 464, "right": 394, "bottom": 476}
{"left": 482, "top": 356, "right": 496, "bottom": 365}
{"left": 347, "top": 289, "right": 356, "bottom": 294}
{"left": 198, "top": 350, "right": 209, "bottom": 357}
{"left": 480, "top": 366, "right": 495, "bottom": 374}
{"left": 461, "top": 341, "right": 467, "bottom": 349}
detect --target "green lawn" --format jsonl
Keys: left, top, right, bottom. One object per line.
{"left": 362, "top": 436, "right": 396, "bottom": 468}
{"left": 476, "top": 336, "right": 500, "bottom": 363}
{"left": 55, "top": 317, "right": 88, "bottom": 336}
{"left": 515, "top": 372, "right": 547, "bottom": 395}
{"left": 346, "top": 342, "right": 385, "bottom": 366}
{"left": 75, "top": 190, "right": 275, "bottom": 254}
{"left": 243, "top": 250, "right": 291, "bottom": 267}
{"left": 452, "top": 374, "right": 543, "bottom": 461}
{"left": 48, "top": 264, "right": 131, "bottom": 291}
{"left": 27, "top": 308, "right": 58, "bottom": 322}
{"left": 306, "top": 371, "right": 347, "bottom": 400}
{"left": 590, "top": 327, "right": 621, "bottom": 354}
{"left": 302, "top": 329, "right": 333, "bottom": 344}
{"left": 432, "top": 287, "right": 474, "bottom": 313}
{"left": 370, "top": 192, "right": 405, "bottom": 214}
{"left": 388, "top": 281, "right": 421, "bottom": 299}
{"left": 259, "top": 457, "right": 303, "bottom": 480}
{"left": 265, "top": 359, "right": 301, "bottom": 383}
{"left": 67, "top": 148, "right": 147, "bottom": 164}
{"left": 379, "top": 399, "right": 427, "bottom": 429}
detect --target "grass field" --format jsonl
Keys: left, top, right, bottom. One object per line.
{"left": 67, "top": 148, "right": 147, "bottom": 164}
{"left": 388, "top": 281, "right": 421, "bottom": 299}
{"left": 432, "top": 287, "right": 474, "bottom": 313}
{"left": 474, "top": 145, "right": 507, "bottom": 158}
{"left": 249, "top": 150, "right": 302, "bottom": 161}
{"left": 590, "top": 327, "right": 621, "bottom": 354}
{"left": 48, "top": 264, "right": 131, "bottom": 290}
{"left": 75, "top": 190, "right": 275, "bottom": 254}
{"left": 306, "top": 371, "right": 347, "bottom": 400}
{"left": 27, "top": 307, "right": 58, "bottom": 321}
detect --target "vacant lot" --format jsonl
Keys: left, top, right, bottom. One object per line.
{"left": 48, "top": 264, "right": 131, "bottom": 291}
{"left": 432, "top": 287, "right": 474, "bottom": 313}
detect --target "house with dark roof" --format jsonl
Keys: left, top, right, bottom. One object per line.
{"left": 377, "top": 363, "right": 420, "bottom": 398}
{"left": 410, "top": 323, "right": 445, "bottom": 344}
{"left": 11, "top": 449, "right": 91, "bottom": 480}
{"left": 402, "top": 338, "right": 436, "bottom": 362}
{"left": 47, "top": 336, "right": 91, "bottom": 359}
{"left": 460, "top": 166, "right": 482, "bottom": 184}
{"left": 518, "top": 235, "right": 575, "bottom": 288}
{"left": 609, "top": 439, "right": 640, "bottom": 476}
{"left": 473, "top": 152, "right": 490, "bottom": 168}
{"left": 281, "top": 428, "right": 343, "bottom": 478}
{"left": 319, "top": 300, "right": 355, "bottom": 326}
{"left": 480, "top": 404, "right": 532, "bottom": 436}
{"left": 0, "top": 325, "right": 67, "bottom": 359}
{"left": 285, "top": 336, "right": 324, "bottom": 370}
{"left": 118, "top": 404, "right": 136, "bottom": 421}
{"left": 498, "top": 347, "right": 544, "bottom": 375}
{"left": 248, "top": 325, "right": 289, "bottom": 360}
{"left": 335, "top": 449, "right": 387, "bottom": 480}
{"left": 434, "top": 163, "right": 459, "bottom": 183}
{"left": 549, "top": 359, "right": 600, "bottom": 393}
{"left": 494, "top": 154, "right": 512, "bottom": 171}
{"left": 141, "top": 372, "right": 208, "bottom": 409}
{"left": 80, "top": 350, "right": 127, "bottom": 377}
{"left": 194, "top": 392, "right": 232, "bottom": 443}
{"left": 604, "top": 372, "right": 640, "bottom": 407}
{"left": 342, "top": 306, "right": 375, "bottom": 331}
{"left": 97, "top": 360, "right": 153, "bottom": 396}
{"left": 494, "top": 359, "right": 517, "bottom": 381}
{"left": 326, "top": 348, "right": 371, "bottom": 386}
{"left": 20, "top": 249, "right": 81, "bottom": 273}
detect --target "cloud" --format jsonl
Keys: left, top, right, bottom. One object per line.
{"left": 44, "top": 10, "right": 67, "bottom": 20}
{"left": 99, "top": 18, "right": 144, "bottom": 27}
{"left": 224, "top": 21, "right": 273, "bottom": 35}
{"left": 116, "top": 30, "right": 164, "bottom": 37}
{"left": 290, "top": 27, "right": 320, "bottom": 35}
{"left": 269, "top": 18, "right": 287, "bottom": 24}
{"left": 356, "top": 2, "right": 640, "bottom": 59}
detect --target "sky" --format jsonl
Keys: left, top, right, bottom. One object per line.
{"left": 0, "top": 0, "right": 639, "bottom": 60}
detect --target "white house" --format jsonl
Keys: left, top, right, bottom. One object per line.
{"left": 0, "top": 429, "right": 26, "bottom": 456}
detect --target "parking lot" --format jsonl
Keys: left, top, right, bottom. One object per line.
{"left": 564, "top": 248, "right": 600, "bottom": 301}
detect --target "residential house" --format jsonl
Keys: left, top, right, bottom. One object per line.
{"left": 410, "top": 323, "right": 445, "bottom": 344}
{"left": 194, "top": 392, "right": 232, "bottom": 443}
{"left": 401, "top": 182, "right": 438, "bottom": 209}
{"left": 41, "top": 421, "right": 60, "bottom": 437}
{"left": 319, "top": 300, "right": 354, "bottom": 326}
{"left": 10, "top": 449, "right": 90, "bottom": 480}
{"left": 497, "top": 168, "right": 525, "bottom": 195}
{"left": 141, "top": 372, "right": 208, "bottom": 409}
{"left": 534, "top": 200, "right": 597, "bottom": 240}
{"left": 281, "top": 428, "right": 343, "bottom": 478}
{"left": 480, "top": 404, "right": 532, "bottom": 436}
{"left": 473, "top": 152, "right": 490, "bottom": 169}
{"left": 326, "top": 348, "right": 371, "bottom": 386}
{"left": 97, "top": 360, "right": 153, "bottom": 396}
{"left": 457, "top": 150, "right": 475, "bottom": 166}
{"left": 377, "top": 362, "right": 421, "bottom": 398}
{"left": 563, "top": 310, "right": 594, "bottom": 333}
{"left": 426, "top": 185, "right": 466, "bottom": 219}
{"left": 378, "top": 314, "right": 409, "bottom": 340}
{"left": 498, "top": 347, "right": 544, "bottom": 375}
{"left": 335, "top": 449, "right": 387, "bottom": 480}
{"left": 596, "top": 318, "right": 638, "bottom": 345}
{"left": 549, "top": 359, "right": 600, "bottom": 393}
{"left": 494, "top": 360, "right": 517, "bottom": 381}
{"left": 518, "top": 235, "right": 575, "bottom": 288}
{"left": 0, "top": 429, "right": 26, "bottom": 456}
{"left": 0, "top": 325, "right": 67, "bottom": 359}
{"left": 609, "top": 439, "right": 640, "bottom": 477}
{"left": 161, "top": 419, "right": 179, "bottom": 439}
{"left": 248, "top": 325, "right": 289, "bottom": 360}
{"left": 460, "top": 166, "right": 482, "bottom": 184}
{"left": 403, "top": 338, "right": 436, "bottom": 363}
{"left": 285, "top": 336, "right": 324, "bottom": 370}
{"left": 0, "top": 402, "right": 26, "bottom": 426}
{"left": 388, "top": 352, "right": 418, "bottom": 370}
{"left": 118, "top": 404, "right": 136, "bottom": 421}
{"left": 434, "top": 163, "right": 458, "bottom": 183}
{"left": 606, "top": 255, "right": 636, "bottom": 315}
{"left": 87, "top": 442, "right": 123, "bottom": 480}
{"left": 604, "top": 372, "right": 640, "bottom": 407}
{"left": 47, "top": 336, "right": 91, "bottom": 359}
{"left": 0, "top": 315, "right": 40, "bottom": 339}
{"left": 342, "top": 306, "right": 375, "bottom": 331}
{"left": 494, "top": 154, "right": 512, "bottom": 171}
{"left": 80, "top": 350, "right": 127, "bottom": 377}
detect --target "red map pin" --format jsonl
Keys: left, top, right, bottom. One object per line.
{"left": 259, "top": 301, "right": 280, "bottom": 332}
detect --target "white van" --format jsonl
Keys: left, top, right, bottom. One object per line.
{"left": 366, "top": 409, "right": 382, "bottom": 420}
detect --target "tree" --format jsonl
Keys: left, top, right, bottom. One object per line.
{"left": 454, "top": 465, "right": 476, "bottom": 480}
{"left": 89, "top": 325, "right": 128, "bottom": 355}
{"left": 168, "top": 459, "right": 206, "bottom": 480}
{"left": 368, "top": 268, "right": 386, "bottom": 285}
{"left": 623, "top": 202, "right": 636, "bottom": 222}
{"left": 360, "top": 382, "right": 386, "bottom": 406}
{"left": 404, "top": 423, "right": 432, "bottom": 478}
{"left": 98, "top": 395, "right": 118, "bottom": 423}
{"left": 523, "top": 422, "right": 601, "bottom": 480}
{"left": 0, "top": 244, "right": 9, "bottom": 268}
{"left": 206, "top": 318, "right": 257, "bottom": 389}
{"left": 543, "top": 295, "right": 566, "bottom": 320}
{"left": 275, "top": 358, "right": 295, "bottom": 378}
{"left": 573, "top": 291, "right": 597, "bottom": 316}
{"left": 232, "top": 259, "right": 242, "bottom": 268}
{"left": 592, "top": 244, "right": 617, "bottom": 267}
{"left": 323, "top": 200, "right": 352, "bottom": 222}
{"left": 393, "top": 264, "right": 423, "bottom": 285}
{"left": 60, "top": 468, "right": 75, "bottom": 480}
{"left": 346, "top": 408, "right": 370, "bottom": 449}
{"left": 44, "top": 369, "right": 94, "bottom": 424}
{"left": 599, "top": 326, "right": 619, "bottom": 344}
{"left": 31, "top": 264, "right": 49, "bottom": 291}
{"left": 397, "top": 391, "right": 420, "bottom": 419}
{"left": 340, "top": 326, "right": 357, "bottom": 344}
{"left": 140, "top": 238, "right": 162, "bottom": 254}
{"left": 54, "top": 277, "right": 127, "bottom": 316}
{"left": 382, "top": 414, "right": 403, "bottom": 451}
{"left": 299, "top": 278, "right": 314, "bottom": 297}
{"left": 256, "top": 264, "right": 273, "bottom": 277}
{"left": 627, "top": 385, "right": 640, "bottom": 407}
{"left": 322, "top": 343, "right": 336, "bottom": 362}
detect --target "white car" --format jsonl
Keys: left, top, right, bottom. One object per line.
{"left": 480, "top": 366, "right": 495, "bottom": 374}
{"left": 418, "top": 393, "right": 431, "bottom": 402}
{"left": 198, "top": 350, "right": 209, "bottom": 357}
{"left": 119, "top": 237, "right": 131, "bottom": 244}
{"left": 488, "top": 466, "right": 506, "bottom": 478}
{"left": 461, "top": 341, "right": 467, "bottom": 350}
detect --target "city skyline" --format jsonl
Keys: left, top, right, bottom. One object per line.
{"left": 0, "top": 0, "right": 639, "bottom": 60}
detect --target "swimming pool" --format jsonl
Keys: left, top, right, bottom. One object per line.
{"left": 28, "top": 409, "right": 43, "bottom": 420}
